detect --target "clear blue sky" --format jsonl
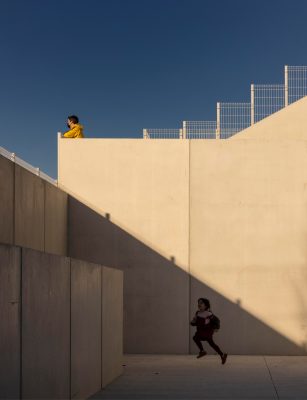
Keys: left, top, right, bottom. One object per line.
{"left": 1, "top": 0, "right": 307, "bottom": 178}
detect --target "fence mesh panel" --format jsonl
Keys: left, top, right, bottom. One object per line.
{"left": 253, "top": 84, "right": 285, "bottom": 123}
{"left": 186, "top": 121, "right": 217, "bottom": 139}
{"left": 288, "top": 66, "right": 307, "bottom": 104}
{"left": 220, "top": 103, "right": 251, "bottom": 139}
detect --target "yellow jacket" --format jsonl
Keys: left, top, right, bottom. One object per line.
{"left": 63, "top": 123, "right": 84, "bottom": 138}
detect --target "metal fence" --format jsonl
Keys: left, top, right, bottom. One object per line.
{"left": 218, "top": 102, "right": 251, "bottom": 139}
{"left": 252, "top": 84, "right": 285, "bottom": 123}
{"left": 286, "top": 65, "right": 307, "bottom": 105}
{"left": 0, "top": 145, "right": 57, "bottom": 186}
{"left": 184, "top": 121, "right": 217, "bottom": 139}
{"left": 143, "top": 128, "right": 181, "bottom": 139}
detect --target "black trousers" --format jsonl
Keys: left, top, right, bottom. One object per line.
{"left": 193, "top": 332, "right": 223, "bottom": 356}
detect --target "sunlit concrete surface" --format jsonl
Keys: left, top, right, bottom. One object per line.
{"left": 90, "top": 355, "right": 307, "bottom": 400}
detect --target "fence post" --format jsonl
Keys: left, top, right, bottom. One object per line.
{"left": 285, "top": 65, "right": 289, "bottom": 106}
{"left": 143, "top": 129, "right": 148, "bottom": 139}
{"left": 182, "top": 121, "right": 187, "bottom": 139}
{"left": 251, "top": 84, "right": 255, "bottom": 125}
{"left": 216, "top": 103, "right": 221, "bottom": 139}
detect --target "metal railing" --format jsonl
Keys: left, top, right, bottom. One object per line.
{"left": 286, "top": 65, "right": 307, "bottom": 105}
{"left": 142, "top": 65, "right": 307, "bottom": 140}
{"left": 184, "top": 121, "right": 217, "bottom": 139}
{"left": 251, "top": 84, "right": 285, "bottom": 124}
{"left": 143, "top": 128, "right": 182, "bottom": 139}
{"left": 218, "top": 102, "right": 251, "bottom": 139}
{"left": 0, "top": 145, "right": 57, "bottom": 186}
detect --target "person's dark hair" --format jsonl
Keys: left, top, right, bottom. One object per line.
{"left": 68, "top": 115, "right": 79, "bottom": 124}
{"left": 198, "top": 298, "right": 210, "bottom": 310}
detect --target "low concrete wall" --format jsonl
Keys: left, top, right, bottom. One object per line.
{"left": 22, "top": 248, "right": 70, "bottom": 399}
{"left": 0, "top": 154, "right": 68, "bottom": 256}
{"left": 0, "top": 244, "right": 21, "bottom": 399}
{"left": 71, "top": 259, "right": 102, "bottom": 399}
{"left": 102, "top": 266, "right": 123, "bottom": 388}
{"left": 0, "top": 243, "right": 123, "bottom": 399}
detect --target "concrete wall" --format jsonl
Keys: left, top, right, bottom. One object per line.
{"left": 102, "top": 266, "right": 123, "bottom": 387}
{"left": 0, "top": 244, "right": 20, "bottom": 399}
{"left": 0, "top": 243, "right": 123, "bottom": 399}
{"left": 0, "top": 156, "right": 14, "bottom": 245}
{"left": 64, "top": 140, "right": 190, "bottom": 354}
{"left": 0, "top": 155, "right": 68, "bottom": 256}
{"left": 58, "top": 96, "right": 307, "bottom": 355}
{"left": 22, "top": 248, "right": 70, "bottom": 399}
{"left": 71, "top": 259, "right": 102, "bottom": 399}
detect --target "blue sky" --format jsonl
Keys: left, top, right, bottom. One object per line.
{"left": 1, "top": 0, "right": 307, "bottom": 178}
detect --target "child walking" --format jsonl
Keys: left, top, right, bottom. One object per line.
{"left": 191, "top": 298, "right": 227, "bottom": 364}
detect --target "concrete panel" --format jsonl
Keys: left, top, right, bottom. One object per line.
{"left": 189, "top": 139, "right": 307, "bottom": 354}
{"left": 15, "top": 165, "right": 44, "bottom": 251}
{"left": 22, "top": 248, "right": 70, "bottom": 399}
{"left": 0, "top": 244, "right": 21, "bottom": 399}
{"left": 71, "top": 259, "right": 102, "bottom": 399}
{"left": 102, "top": 266, "right": 123, "bottom": 388}
{"left": 44, "top": 182, "right": 68, "bottom": 256}
{"left": 0, "top": 155, "right": 14, "bottom": 244}
{"left": 68, "top": 197, "right": 190, "bottom": 354}
{"left": 62, "top": 139, "right": 190, "bottom": 354}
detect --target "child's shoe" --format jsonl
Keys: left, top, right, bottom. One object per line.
{"left": 196, "top": 350, "right": 207, "bottom": 359}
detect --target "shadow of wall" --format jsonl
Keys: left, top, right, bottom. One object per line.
{"left": 68, "top": 196, "right": 306, "bottom": 355}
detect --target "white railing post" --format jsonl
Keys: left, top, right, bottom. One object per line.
{"left": 182, "top": 121, "right": 187, "bottom": 139}
{"left": 143, "top": 129, "right": 148, "bottom": 139}
{"left": 251, "top": 84, "right": 255, "bottom": 125}
{"left": 36, "top": 167, "right": 40, "bottom": 176}
{"left": 11, "top": 152, "right": 16, "bottom": 162}
{"left": 216, "top": 102, "right": 221, "bottom": 139}
{"left": 179, "top": 128, "right": 183, "bottom": 139}
{"left": 285, "top": 65, "right": 289, "bottom": 106}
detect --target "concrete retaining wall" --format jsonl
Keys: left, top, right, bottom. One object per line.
{"left": 0, "top": 155, "right": 67, "bottom": 256}
{"left": 0, "top": 243, "right": 123, "bottom": 399}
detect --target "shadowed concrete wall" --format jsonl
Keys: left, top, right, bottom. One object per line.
{"left": 0, "top": 244, "right": 20, "bottom": 399}
{"left": 102, "top": 266, "right": 123, "bottom": 387}
{"left": 0, "top": 156, "right": 14, "bottom": 245}
{"left": 22, "top": 248, "right": 71, "bottom": 399}
{"left": 15, "top": 166, "right": 45, "bottom": 251}
{"left": 0, "top": 155, "right": 67, "bottom": 256}
{"left": 58, "top": 97, "right": 307, "bottom": 355}
{"left": 0, "top": 243, "right": 123, "bottom": 399}
{"left": 71, "top": 258, "right": 102, "bottom": 399}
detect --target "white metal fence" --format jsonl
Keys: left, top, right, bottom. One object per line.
{"left": 0, "top": 145, "right": 57, "bottom": 186}
{"left": 287, "top": 65, "right": 307, "bottom": 105}
{"left": 143, "top": 128, "right": 182, "bottom": 139}
{"left": 184, "top": 121, "right": 217, "bottom": 139}
{"left": 142, "top": 65, "right": 307, "bottom": 140}
{"left": 219, "top": 102, "right": 251, "bottom": 139}
{"left": 252, "top": 84, "right": 285, "bottom": 123}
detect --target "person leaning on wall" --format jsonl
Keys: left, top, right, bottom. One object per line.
{"left": 61, "top": 115, "right": 84, "bottom": 138}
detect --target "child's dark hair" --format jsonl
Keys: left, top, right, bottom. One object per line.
{"left": 198, "top": 298, "right": 211, "bottom": 310}
{"left": 68, "top": 115, "right": 79, "bottom": 124}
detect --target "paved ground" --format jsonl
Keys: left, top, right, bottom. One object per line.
{"left": 91, "top": 355, "right": 307, "bottom": 400}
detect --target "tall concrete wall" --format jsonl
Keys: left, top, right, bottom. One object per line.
{"left": 58, "top": 97, "right": 307, "bottom": 355}
{"left": 64, "top": 141, "right": 190, "bottom": 354}
{"left": 0, "top": 155, "right": 67, "bottom": 256}
{"left": 0, "top": 243, "right": 123, "bottom": 399}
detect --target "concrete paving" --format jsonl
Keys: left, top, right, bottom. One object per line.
{"left": 90, "top": 355, "right": 307, "bottom": 400}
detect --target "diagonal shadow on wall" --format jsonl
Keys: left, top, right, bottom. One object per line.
{"left": 68, "top": 196, "right": 307, "bottom": 356}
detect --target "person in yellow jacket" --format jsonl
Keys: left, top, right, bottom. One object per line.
{"left": 62, "top": 115, "right": 84, "bottom": 138}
